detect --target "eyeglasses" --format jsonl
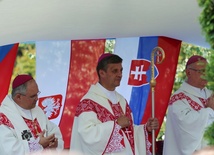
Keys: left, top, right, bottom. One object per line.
{"left": 20, "top": 91, "right": 41, "bottom": 100}
{"left": 188, "top": 68, "right": 206, "bottom": 74}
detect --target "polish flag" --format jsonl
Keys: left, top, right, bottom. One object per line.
{"left": 36, "top": 40, "right": 105, "bottom": 148}
{"left": 36, "top": 37, "right": 181, "bottom": 148}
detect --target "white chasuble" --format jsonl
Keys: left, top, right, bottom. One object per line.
{"left": 70, "top": 83, "right": 149, "bottom": 155}
{"left": 163, "top": 82, "right": 214, "bottom": 155}
{"left": 0, "top": 95, "right": 64, "bottom": 155}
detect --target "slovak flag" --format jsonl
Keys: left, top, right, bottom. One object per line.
{"left": 128, "top": 59, "right": 158, "bottom": 87}
{"left": 114, "top": 36, "right": 181, "bottom": 136}
{"left": 0, "top": 43, "right": 19, "bottom": 104}
{"left": 36, "top": 37, "right": 181, "bottom": 148}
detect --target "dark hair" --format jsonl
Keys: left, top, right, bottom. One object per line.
{"left": 96, "top": 54, "right": 122, "bottom": 78}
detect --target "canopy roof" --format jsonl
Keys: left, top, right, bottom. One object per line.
{"left": 0, "top": 0, "right": 210, "bottom": 48}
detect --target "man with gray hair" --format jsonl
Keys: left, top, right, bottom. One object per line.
{"left": 163, "top": 55, "right": 214, "bottom": 155}
{"left": 0, "top": 74, "right": 64, "bottom": 155}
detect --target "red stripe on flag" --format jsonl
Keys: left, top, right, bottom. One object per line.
{"left": 141, "top": 37, "right": 181, "bottom": 137}
{"left": 0, "top": 43, "right": 19, "bottom": 104}
{"left": 59, "top": 40, "right": 105, "bottom": 148}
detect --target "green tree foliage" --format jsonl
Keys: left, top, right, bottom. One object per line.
{"left": 198, "top": 0, "right": 214, "bottom": 48}
{"left": 105, "top": 39, "right": 115, "bottom": 53}
{"left": 206, "top": 53, "right": 214, "bottom": 91}
{"left": 9, "top": 43, "right": 36, "bottom": 93}
{"left": 204, "top": 121, "right": 214, "bottom": 145}
{"left": 157, "top": 42, "right": 210, "bottom": 140}
{"left": 173, "top": 42, "right": 210, "bottom": 92}
{"left": 197, "top": 0, "right": 214, "bottom": 91}
{"left": 197, "top": 0, "right": 214, "bottom": 146}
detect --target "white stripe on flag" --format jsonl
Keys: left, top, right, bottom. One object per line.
{"left": 36, "top": 41, "right": 71, "bottom": 125}
{"left": 114, "top": 37, "right": 139, "bottom": 103}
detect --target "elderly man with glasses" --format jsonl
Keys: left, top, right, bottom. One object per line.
{"left": 0, "top": 74, "right": 64, "bottom": 155}
{"left": 163, "top": 55, "right": 214, "bottom": 155}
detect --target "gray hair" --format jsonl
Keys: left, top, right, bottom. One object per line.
{"left": 11, "top": 83, "right": 27, "bottom": 98}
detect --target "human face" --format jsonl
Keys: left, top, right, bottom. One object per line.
{"left": 99, "top": 63, "right": 123, "bottom": 91}
{"left": 186, "top": 60, "right": 207, "bottom": 89}
{"left": 19, "top": 80, "right": 40, "bottom": 109}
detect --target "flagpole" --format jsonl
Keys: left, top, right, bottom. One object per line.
{"left": 150, "top": 47, "right": 165, "bottom": 155}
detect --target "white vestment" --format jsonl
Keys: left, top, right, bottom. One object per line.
{"left": 163, "top": 82, "right": 214, "bottom": 155}
{"left": 70, "top": 83, "right": 151, "bottom": 155}
{"left": 0, "top": 95, "right": 64, "bottom": 155}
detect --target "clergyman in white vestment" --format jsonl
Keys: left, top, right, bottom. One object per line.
{"left": 0, "top": 74, "right": 64, "bottom": 155}
{"left": 163, "top": 55, "right": 214, "bottom": 155}
{"left": 70, "top": 53, "right": 159, "bottom": 155}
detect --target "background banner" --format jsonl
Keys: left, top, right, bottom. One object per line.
{"left": 0, "top": 36, "right": 181, "bottom": 148}
{"left": 36, "top": 41, "right": 71, "bottom": 125}
{"left": 115, "top": 36, "right": 181, "bottom": 137}
{"left": 36, "top": 40, "right": 105, "bottom": 148}
{"left": 0, "top": 43, "right": 19, "bottom": 103}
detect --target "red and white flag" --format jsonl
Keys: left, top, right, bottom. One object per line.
{"left": 36, "top": 40, "right": 105, "bottom": 148}
{"left": 114, "top": 36, "right": 181, "bottom": 136}
{"left": 36, "top": 41, "right": 71, "bottom": 125}
{"left": 0, "top": 43, "right": 19, "bottom": 104}
{"left": 36, "top": 36, "right": 181, "bottom": 148}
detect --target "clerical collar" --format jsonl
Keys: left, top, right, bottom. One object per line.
{"left": 193, "top": 87, "right": 206, "bottom": 98}
{"left": 97, "top": 83, "right": 118, "bottom": 104}
{"left": 189, "top": 84, "right": 207, "bottom": 98}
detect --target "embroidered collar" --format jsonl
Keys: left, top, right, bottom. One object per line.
{"left": 97, "top": 83, "right": 118, "bottom": 104}
{"left": 183, "top": 82, "right": 207, "bottom": 99}
{"left": 15, "top": 104, "right": 33, "bottom": 120}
